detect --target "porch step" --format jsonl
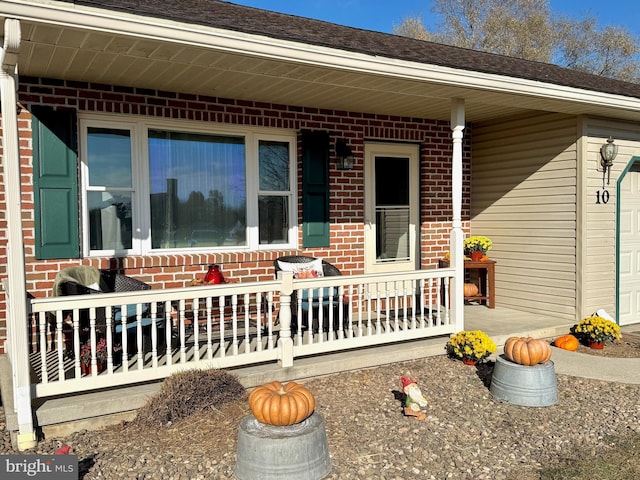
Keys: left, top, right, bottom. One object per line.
{"left": 2, "top": 320, "right": 573, "bottom": 442}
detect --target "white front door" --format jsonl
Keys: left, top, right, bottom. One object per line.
{"left": 619, "top": 165, "right": 640, "bottom": 325}
{"left": 364, "top": 143, "right": 419, "bottom": 274}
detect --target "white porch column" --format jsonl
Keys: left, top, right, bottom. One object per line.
{"left": 0, "top": 18, "right": 36, "bottom": 450}
{"left": 450, "top": 99, "right": 465, "bottom": 333}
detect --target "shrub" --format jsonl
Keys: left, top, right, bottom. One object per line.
{"left": 572, "top": 315, "right": 621, "bottom": 344}
{"left": 445, "top": 330, "right": 496, "bottom": 362}
{"left": 463, "top": 235, "right": 492, "bottom": 255}
{"left": 133, "top": 368, "right": 246, "bottom": 428}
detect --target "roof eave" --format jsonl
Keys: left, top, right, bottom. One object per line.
{"left": 5, "top": 0, "right": 640, "bottom": 118}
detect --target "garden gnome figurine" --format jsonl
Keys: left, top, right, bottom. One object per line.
{"left": 401, "top": 376, "right": 428, "bottom": 421}
{"left": 54, "top": 444, "right": 73, "bottom": 455}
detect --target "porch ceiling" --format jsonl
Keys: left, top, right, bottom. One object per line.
{"left": 13, "top": 19, "right": 640, "bottom": 124}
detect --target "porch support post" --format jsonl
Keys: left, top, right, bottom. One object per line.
{"left": 276, "top": 271, "right": 294, "bottom": 368}
{"left": 0, "top": 18, "right": 36, "bottom": 451}
{"left": 450, "top": 98, "right": 465, "bottom": 333}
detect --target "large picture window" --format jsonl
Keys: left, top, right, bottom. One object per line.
{"left": 149, "top": 130, "right": 247, "bottom": 249}
{"left": 80, "top": 116, "right": 296, "bottom": 255}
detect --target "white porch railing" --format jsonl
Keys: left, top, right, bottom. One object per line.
{"left": 22, "top": 268, "right": 456, "bottom": 399}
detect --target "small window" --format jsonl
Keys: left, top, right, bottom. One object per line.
{"left": 258, "top": 140, "right": 291, "bottom": 245}
{"left": 86, "top": 127, "right": 134, "bottom": 251}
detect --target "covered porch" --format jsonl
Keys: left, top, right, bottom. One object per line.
{"left": 1, "top": 302, "right": 572, "bottom": 440}
{"left": 19, "top": 267, "right": 459, "bottom": 396}
{"left": 4, "top": 0, "right": 639, "bottom": 450}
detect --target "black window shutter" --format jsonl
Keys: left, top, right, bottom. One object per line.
{"left": 301, "top": 130, "right": 330, "bottom": 248}
{"left": 32, "top": 106, "right": 80, "bottom": 259}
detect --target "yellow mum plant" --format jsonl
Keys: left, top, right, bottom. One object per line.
{"left": 445, "top": 330, "right": 497, "bottom": 362}
{"left": 572, "top": 315, "right": 621, "bottom": 344}
{"left": 463, "top": 236, "right": 492, "bottom": 255}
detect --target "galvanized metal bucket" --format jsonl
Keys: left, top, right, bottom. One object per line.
{"left": 235, "top": 412, "right": 331, "bottom": 480}
{"left": 490, "top": 354, "right": 558, "bottom": 407}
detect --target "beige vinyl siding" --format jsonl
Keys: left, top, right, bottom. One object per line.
{"left": 582, "top": 118, "right": 640, "bottom": 320}
{"left": 472, "top": 113, "right": 578, "bottom": 319}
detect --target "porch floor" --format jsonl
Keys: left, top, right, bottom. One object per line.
{"left": 7, "top": 305, "right": 574, "bottom": 438}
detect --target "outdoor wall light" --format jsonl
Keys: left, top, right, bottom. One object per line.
{"left": 600, "top": 136, "right": 618, "bottom": 188}
{"left": 336, "top": 139, "right": 355, "bottom": 170}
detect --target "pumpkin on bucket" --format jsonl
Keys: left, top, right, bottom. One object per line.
{"left": 248, "top": 380, "right": 315, "bottom": 426}
{"left": 237, "top": 381, "right": 331, "bottom": 480}
{"left": 503, "top": 336, "right": 552, "bottom": 366}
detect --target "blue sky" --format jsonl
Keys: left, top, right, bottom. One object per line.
{"left": 230, "top": 0, "right": 640, "bottom": 37}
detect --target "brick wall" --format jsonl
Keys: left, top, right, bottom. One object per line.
{"left": 0, "top": 77, "right": 471, "bottom": 352}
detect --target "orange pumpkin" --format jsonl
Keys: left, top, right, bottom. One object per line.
{"left": 248, "top": 381, "right": 315, "bottom": 426}
{"left": 464, "top": 283, "right": 479, "bottom": 297}
{"left": 554, "top": 334, "right": 579, "bottom": 351}
{"left": 503, "top": 336, "right": 552, "bottom": 366}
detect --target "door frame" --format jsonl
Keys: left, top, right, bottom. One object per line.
{"left": 364, "top": 142, "right": 420, "bottom": 274}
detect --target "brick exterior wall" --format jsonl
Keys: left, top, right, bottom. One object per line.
{"left": 0, "top": 77, "right": 471, "bottom": 353}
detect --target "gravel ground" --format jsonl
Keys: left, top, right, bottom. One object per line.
{"left": 1, "top": 337, "right": 640, "bottom": 479}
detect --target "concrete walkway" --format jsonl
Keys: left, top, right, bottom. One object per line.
{"left": 547, "top": 346, "right": 640, "bottom": 384}
{"left": 492, "top": 325, "right": 640, "bottom": 385}
{"left": 468, "top": 309, "right": 640, "bottom": 384}
{"left": 490, "top": 346, "right": 640, "bottom": 385}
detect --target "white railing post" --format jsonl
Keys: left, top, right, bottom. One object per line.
{"left": 450, "top": 98, "right": 466, "bottom": 333}
{"left": 277, "top": 271, "right": 294, "bottom": 367}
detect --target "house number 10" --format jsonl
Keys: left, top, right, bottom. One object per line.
{"left": 596, "top": 189, "right": 610, "bottom": 204}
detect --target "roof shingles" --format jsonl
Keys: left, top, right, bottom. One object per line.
{"left": 63, "top": 0, "right": 640, "bottom": 99}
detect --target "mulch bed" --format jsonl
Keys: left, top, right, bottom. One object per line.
{"left": 566, "top": 332, "right": 640, "bottom": 358}
{"left": 3, "top": 331, "right": 640, "bottom": 479}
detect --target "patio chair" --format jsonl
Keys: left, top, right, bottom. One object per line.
{"left": 52, "top": 266, "right": 162, "bottom": 354}
{"left": 274, "top": 256, "right": 348, "bottom": 333}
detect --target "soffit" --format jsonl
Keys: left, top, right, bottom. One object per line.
{"left": 15, "top": 20, "right": 640, "bottom": 124}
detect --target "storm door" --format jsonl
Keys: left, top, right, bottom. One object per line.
{"left": 364, "top": 143, "right": 419, "bottom": 273}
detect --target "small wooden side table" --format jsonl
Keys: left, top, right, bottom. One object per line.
{"left": 438, "top": 258, "right": 496, "bottom": 308}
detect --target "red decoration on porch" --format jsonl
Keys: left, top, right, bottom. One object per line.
{"left": 204, "top": 264, "right": 225, "bottom": 284}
